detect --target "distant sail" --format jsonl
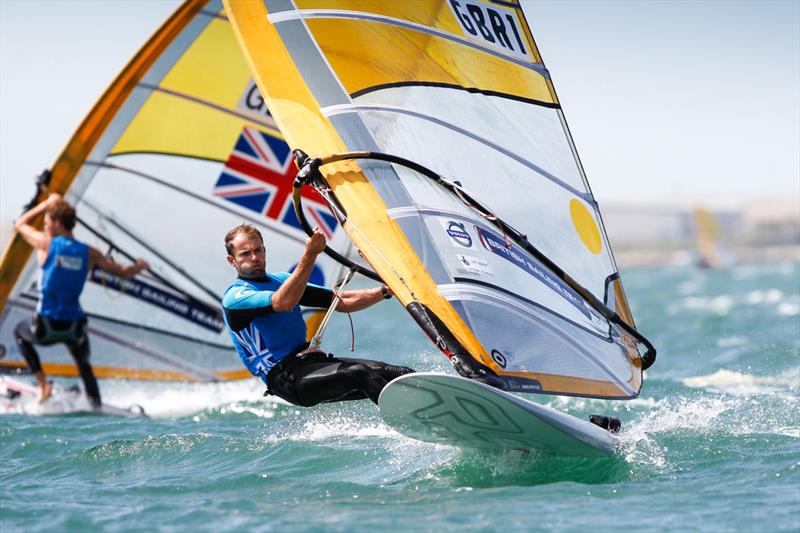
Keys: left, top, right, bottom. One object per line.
{"left": 225, "top": 0, "right": 655, "bottom": 398}
{"left": 692, "top": 207, "right": 734, "bottom": 269}
{"left": 0, "top": 0, "right": 348, "bottom": 381}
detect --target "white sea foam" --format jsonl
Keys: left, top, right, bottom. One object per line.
{"left": 617, "top": 372, "right": 799, "bottom": 456}
{"left": 540, "top": 393, "right": 659, "bottom": 414}
{"left": 677, "top": 295, "right": 735, "bottom": 316}
{"left": 677, "top": 280, "right": 702, "bottom": 295}
{"left": 774, "top": 427, "right": 800, "bottom": 438}
{"left": 671, "top": 287, "right": 798, "bottom": 318}
{"left": 777, "top": 302, "right": 800, "bottom": 316}
{"left": 717, "top": 336, "right": 748, "bottom": 347}
{"left": 100, "top": 379, "right": 265, "bottom": 418}
{"left": 682, "top": 368, "right": 800, "bottom": 395}
{"left": 637, "top": 396, "right": 732, "bottom": 434}
{"left": 745, "top": 289, "right": 784, "bottom": 305}
{"left": 293, "top": 416, "right": 397, "bottom": 442}
{"left": 0, "top": 383, "right": 94, "bottom": 416}
{"left": 617, "top": 395, "right": 739, "bottom": 469}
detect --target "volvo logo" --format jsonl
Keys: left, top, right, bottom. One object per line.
{"left": 446, "top": 221, "right": 472, "bottom": 248}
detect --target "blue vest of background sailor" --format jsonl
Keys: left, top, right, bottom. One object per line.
{"left": 221, "top": 273, "right": 333, "bottom": 383}
{"left": 38, "top": 235, "right": 90, "bottom": 321}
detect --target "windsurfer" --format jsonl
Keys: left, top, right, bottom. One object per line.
{"left": 222, "top": 223, "right": 414, "bottom": 406}
{"left": 12, "top": 193, "right": 148, "bottom": 406}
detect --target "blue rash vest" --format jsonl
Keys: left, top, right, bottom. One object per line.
{"left": 221, "top": 273, "right": 333, "bottom": 383}
{"left": 37, "top": 235, "right": 90, "bottom": 321}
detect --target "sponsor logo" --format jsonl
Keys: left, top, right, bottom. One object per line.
{"left": 88, "top": 267, "right": 224, "bottom": 333}
{"left": 446, "top": 221, "right": 473, "bottom": 248}
{"left": 457, "top": 254, "right": 493, "bottom": 276}
{"left": 491, "top": 349, "right": 508, "bottom": 369}
{"left": 234, "top": 288, "right": 254, "bottom": 300}
{"left": 476, "top": 226, "right": 592, "bottom": 319}
{"left": 56, "top": 255, "right": 83, "bottom": 271}
{"left": 515, "top": 381, "right": 542, "bottom": 392}
{"left": 236, "top": 80, "right": 275, "bottom": 124}
{"left": 448, "top": 0, "right": 532, "bottom": 61}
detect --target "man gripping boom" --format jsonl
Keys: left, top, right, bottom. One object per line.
{"left": 221, "top": 223, "right": 414, "bottom": 406}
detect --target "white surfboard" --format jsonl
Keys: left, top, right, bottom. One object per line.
{"left": 0, "top": 376, "right": 147, "bottom": 418}
{"left": 378, "top": 373, "right": 618, "bottom": 457}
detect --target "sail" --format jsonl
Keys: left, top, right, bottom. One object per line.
{"left": 0, "top": 0, "right": 348, "bottom": 382}
{"left": 692, "top": 207, "right": 733, "bottom": 269}
{"left": 224, "top": 0, "right": 655, "bottom": 399}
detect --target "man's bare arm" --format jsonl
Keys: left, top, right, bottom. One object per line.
{"left": 88, "top": 247, "right": 148, "bottom": 279}
{"left": 14, "top": 194, "right": 60, "bottom": 252}
{"left": 271, "top": 228, "right": 326, "bottom": 312}
{"left": 335, "top": 285, "right": 391, "bottom": 313}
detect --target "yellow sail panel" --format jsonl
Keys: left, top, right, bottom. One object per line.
{"left": 304, "top": 19, "right": 553, "bottom": 103}
{"left": 112, "top": 90, "right": 252, "bottom": 160}
{"left": 224, "top": 0, "right": 497, "bottom": 373}
{"left": 159, "top": 16, "right": 249, "bottom": 102}
{"left": 112, "top": 16, "right": 282, "bottom": 159}
{"left": 693, "top": 207, "right": 723, "bottom": 268}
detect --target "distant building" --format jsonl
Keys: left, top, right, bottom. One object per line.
{"left": 742, "top": 199, "right": 800, "bottom": 245}
{"left": 601, "top": 198, "right": 799, "bottom": 267}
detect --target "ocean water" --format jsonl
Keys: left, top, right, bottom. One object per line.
{"left": 1, "top": 262, "right": 798, "bottom": 532}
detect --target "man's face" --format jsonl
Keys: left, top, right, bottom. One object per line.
{"left": 43, "top": 213, "right": 62, "bottom": 236}
{"left": 227, "top": 233, "right": 266, "bottom": 278}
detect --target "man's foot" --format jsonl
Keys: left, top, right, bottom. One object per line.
{"left": 37, "top": 381, "right": 53, "bottom": 403}
{"left": 589, "top": 414, "right": 621, "bottom": 434}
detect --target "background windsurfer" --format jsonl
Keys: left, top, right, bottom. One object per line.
{"left": 12, "top": 193, "right": 148, "bottom": 406}
{"left": 222, "top": 224, "right": 414, "bottom": 406}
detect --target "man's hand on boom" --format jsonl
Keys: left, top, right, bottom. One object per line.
{"left": 306, "top": 228, "right": 326, "bottom": 256}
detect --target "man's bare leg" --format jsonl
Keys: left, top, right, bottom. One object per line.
{"left": 34, "top": 371, "right": 52, "bottom": 403}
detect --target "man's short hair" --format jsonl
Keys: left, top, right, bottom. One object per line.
{"left": 225, "top": 223, "right": 263, "bottom": 255}
{"left": 46, "top": 199, "right": 76, "bottom": 231}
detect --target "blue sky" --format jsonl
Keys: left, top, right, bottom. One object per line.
{"left": 1, "top": 0, "right": 798, "bottom": 248}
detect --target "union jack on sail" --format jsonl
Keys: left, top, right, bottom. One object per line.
{"left": 212, "top": 127, "right": 338, "bottom": 238}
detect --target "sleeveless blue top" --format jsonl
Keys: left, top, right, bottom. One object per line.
{"left": 221, "top": 273, "right": 332, "bottom": 383}
{"left": 38, "top": 236, "right": 90, "bottom": 321}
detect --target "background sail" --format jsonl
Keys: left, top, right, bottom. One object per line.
{"left": 0, "top": 0, "right": 348, "bottom": 382}
{"left": 692, "top": 207, "right": 734, "bottom": 269}
{"left": 225, "top": 0, "right": 648, "bottom": 399}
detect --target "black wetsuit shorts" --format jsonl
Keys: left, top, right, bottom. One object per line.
{"left": 13, "top": 315, "right": 101, "bottom": 407}
{"left": 266, "top": 349, "right": 414, "bottom": 407}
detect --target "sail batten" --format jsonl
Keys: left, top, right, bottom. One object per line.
{"left": 321, "top": 102, "right": 594, "bottom": 201}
